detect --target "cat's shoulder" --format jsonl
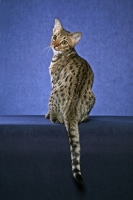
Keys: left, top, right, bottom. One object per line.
{"left": 72, "top": 53, "right": 90, "bottom": 66}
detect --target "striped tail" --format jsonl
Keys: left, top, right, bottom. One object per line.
{"left": 64, "top": 119, "right": 83, "bottom": 184}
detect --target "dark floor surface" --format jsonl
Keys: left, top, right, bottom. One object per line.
{"left": 0, "top": 116, "right": 133, "bottom": 200}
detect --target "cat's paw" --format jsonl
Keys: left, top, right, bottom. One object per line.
{"left": 51, "top": 118, "right": 60, "bottom": 123}
{"left": 45, "top": 113, "right": 50, "bottom": 119}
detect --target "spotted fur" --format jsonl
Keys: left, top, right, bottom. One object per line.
{"left": 45, "top": 19, "right": 95, "bottom": 184}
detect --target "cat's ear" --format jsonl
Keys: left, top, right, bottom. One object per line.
{"left": 53, "top": 18, "right": 63, "bottom": 33}
{"left": 70, "top": 32, "right": 82, "bottom": 46}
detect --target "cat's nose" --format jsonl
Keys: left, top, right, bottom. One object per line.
{"left": 52, "top": 41, "right": 60, "bottom": 48}
{"left": 50, "top": 44, "right": 56, "bottom": 49}
{"left": 50, "top": 42, "right": 55, "bottom": 48}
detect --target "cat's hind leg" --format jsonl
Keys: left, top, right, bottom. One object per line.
{"left": 81, "top": 115, "right": 89, "bottom": 123}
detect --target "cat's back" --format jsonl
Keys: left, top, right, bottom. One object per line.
{"left": 60, "top": 51, "right": 94, "bottom": 86}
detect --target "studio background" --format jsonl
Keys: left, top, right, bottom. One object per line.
{"left": 0, "top": 0, "right": 133, "bottom": 116}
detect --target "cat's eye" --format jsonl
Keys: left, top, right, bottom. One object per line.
{"left": 53, "top": 35, "right": 57, "bottom": 41}
{"left": 61, "top": 40, "right": 67, "bottom": 45}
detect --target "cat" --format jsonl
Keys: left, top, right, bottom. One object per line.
{"left": 45, "top": 19, "right": 95, "bottom": 184}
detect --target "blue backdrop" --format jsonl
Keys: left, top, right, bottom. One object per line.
{"left": 0, "top": 0, "right": 133, "bottom": 115}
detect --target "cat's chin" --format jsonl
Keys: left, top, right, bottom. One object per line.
{"left": 53, "top": 48, "right": 62, "bottom": 56}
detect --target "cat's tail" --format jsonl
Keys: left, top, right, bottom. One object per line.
{"left": 64, "top": 118, "right": 83, "bottom": 184}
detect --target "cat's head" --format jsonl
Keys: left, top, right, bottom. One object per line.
{"left": 50, "top": 19, "right": 82, "bottom": 53}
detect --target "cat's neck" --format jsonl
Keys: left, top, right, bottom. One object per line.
{"left": 53, "top": 48, "right": 77, "bottom": 59}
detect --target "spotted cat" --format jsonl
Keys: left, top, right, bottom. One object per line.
{"left": 45, "top": 19, "right": 95, "bottom": 184}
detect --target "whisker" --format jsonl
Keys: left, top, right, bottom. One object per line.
{"left": 42, "top": 46, "right": 50, "bottom": 53}
{"left": 41, "top": 45, "right": 52, "bottom": 57}
{"left": 46, "top": 47, "right": 51, "bottom": 57}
